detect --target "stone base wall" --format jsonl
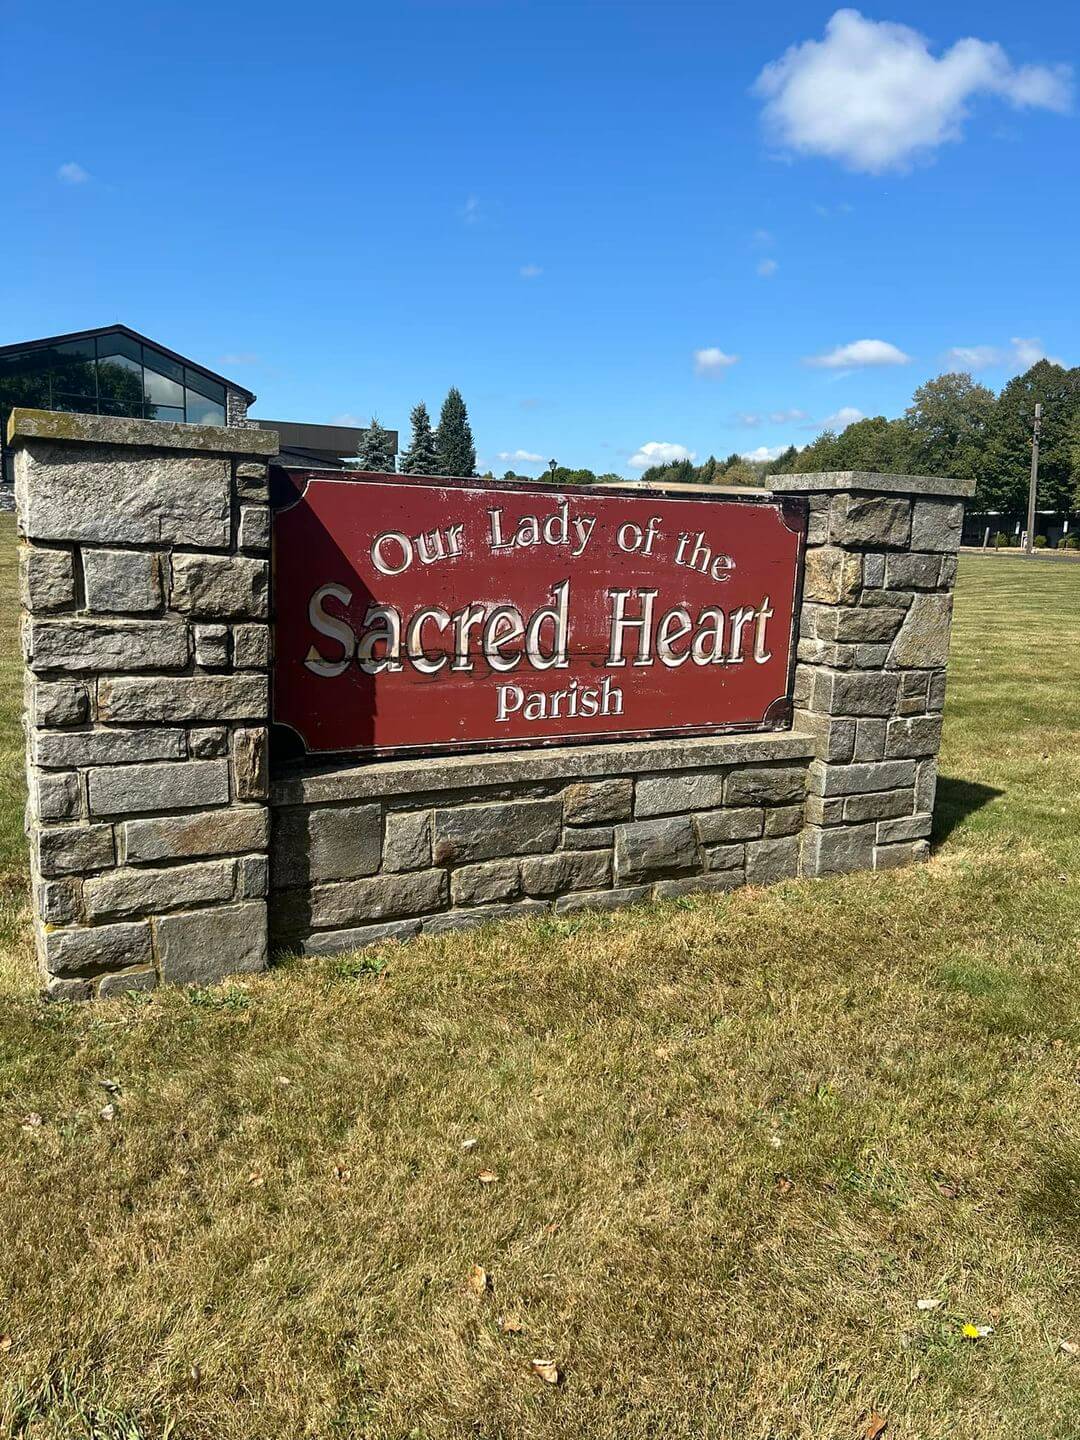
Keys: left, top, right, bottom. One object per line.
{"left": 269, "top": 735, "right": 815, "bottom": 953}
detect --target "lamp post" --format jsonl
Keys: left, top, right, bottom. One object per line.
{"left": 549, "top": 458, "right": 557, "bottom": 484}
{"left": 1025, "top": 402, "right": 1042, "bottom": 556}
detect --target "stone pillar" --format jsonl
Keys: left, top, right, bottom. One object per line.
{"left": 12, "top": 408, "right": 279, "bottom": 999}
{"left": 771, "top": 470, "right": 974, "bottom": 878}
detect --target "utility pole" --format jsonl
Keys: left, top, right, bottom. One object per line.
{"left": 1025, "top": 402, "right": 1042, "bottom": 555}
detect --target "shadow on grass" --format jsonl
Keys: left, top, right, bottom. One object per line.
{"left": 933, "top": 775, "right": 1002, "bottom": 845}
{"left": 1019, "top": 1151, "right": 1080, "bottom": 1243}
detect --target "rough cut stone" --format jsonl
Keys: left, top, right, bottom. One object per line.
{"left": 82, "top": 549, "right": 162, "bottom": 614}
{"left": 33, "top": 771, "right": 80, "bottom": 822}
{"left": 43, "top": 977, "right": 93, "bottom": 1002}
{"left": 694, "top": 807, "right": 763, "bottom": 844}
{"left": 28, "top": 620, "right": 188, "bottom": 674}
{"left": 156, "top": 902, "right": 268, "bottom": 984}
{"left": 852, "top": 719, "right": 887, "bottom": 761}
{"left": 910, "top": 499, "right": 964, "bottom": 553}
{"left": 724, "top": 766, "right": 806, "bottom": 806}
{"left": 98, "top": 968, "right": 158, "bottom": 997}
{"left": 432, "top": 799, "right": 561, "bottom": 865}
{"left": 862, "top": 554, "right": 885, "bottom": 587}
{"left": 883, "top": 552, "right": 943, "bottom": 590}
{"left": 32, "top": 681, "right": 89, "bottom": 728}
{"left": 808, "top": 758, "right": 916, "bottom": 797}
{"left": 764, "top": 805, "right": 804, "bottom": 838}
{"left": 826, "top": 607, "right": 907, "bottom": 644}
{"left": 21, "top": 546, "right": 75, "bottom": 611}
{"left": 877, "top": 812, "right": 933, "bottom": 844}
{"left": 190, "top": 726, "right": 228, "bottom": 759}
{"left": 885, "top": 715, "right": 943, "bottom": 759}
{"left": 44, "top": 921, "right": 152, "bottom": 977}
{"left": 829, "top": 494, "right": 911, "bottom": 549}
{"left": 232, "top": 624, "right": 270, "bottom": 670}
{"left": 562, "top": 778, "right": 632, "bottom": 825}
{"left": 842, "top": 789, "right": 914, "bottom": 823}
{"left": 422, "top": 901, "right": 548, "bottom": 936}
{"left": 233, "top": 727, "right": 268, "bottom": 801}
{"left": 297, "top": 918, "right": 421, "bottom": 955}
{"left": 170, "top": 553, "right": 269, "bottom": 618}
{"left": 653, "top": 873, "right": 742, "bottom": 900}
{"left": 928, "top": 670, "right": 948, "bottom": 711}
{"left": 272, "top": 804, "right": 381, "bottom": 886}
{"left": 34, "top": 727, "right": 184, "bottom": 769}
{"left": 811, "top": 669, "right": 900, "bottom": 718}
{"left": 704, "top": 843, "right": 744, "bottom": 872}
{"left": 124, "top": 806, "right": 269, "bottom": 864}
{"left": 803, "top": 546, "right": 862, "bottom": 604}
{"left": 874, "top": 841, "right": 927, "bottom": 871}
{"left": 383, "top": 811, "right": 432, "bottom": 872}
{"left": 194, "top": 624, "right": 229, "bottom": 668}
{"left": 804, "top": 794, "right": 844, "bottom": 827}
{"left": 915, "top": 759, "right": 938, "bottom": 812}
{"left": 888, "top": 594, "right": 954, "bottom": 669}
{"left": 635, "top": 772, "right": 725, "bottom": 818}
{"left": 521, "top": 849, "right": 611, "bottom": 896}
{"left": 238, "top": 854, "right": 269, "bottom": 899}
{"left": 746, "top": 835, "right": 800, "bottom": 884}
{"left": 562, "top": 824, "right": 614, "bottom": 850}
{"left": 99, "top": 674, "right": 268, "bottom": 724}
{"left": 238, "top": 505, "right": 270, "bottom": 552}
{"left": 36, "top": 824, "right": 115, "bottom": 877}
{"left": 17, "top": 442, "right": 231, "bottom": 548}
{"left": 794, "top": 712, "right": 856, "bottom": 764}
{"left": 452, "top": 859, "right": 521, "bottom": 906}
{"left": 553, "top": 886, "right": 649, "bottom": 915}
{"left": 306, "top": 869, "right": 448, "bottom": 928}
{"left": 38, "top": 878, "right": 80, "bottom": 925}
{"left": 88, "top": 759, "right": 230, "bottom": 817}
{"left": 84, "top": 859, "right": 236, "bottom": 921}
{"left": 614, "top": 816, "right": 698, "bottom": 883}
{"left": 801, "top": 823, "right": 876, "bottom": 877}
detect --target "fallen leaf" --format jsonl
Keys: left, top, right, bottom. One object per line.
{"left": 916, "top": 1298, "right": 943, "bottom": 1311}
{"left": 1060, "top": 1339, "right": 1078, "bottom": 1356}
{"left": 0, "top": 1334, "right": 11, "bottom": 1353}
{"left": 333, "top": 1162, "right": 351, "bottom": 1183}
{"left": 862, "top": 1413, "right": 887, "bottom": 1439}
{"left": 462, "top": 1137, "right": 479, "bottom": 1151}
{"left": 190, "top": 1364, "right": 202, "bottom": 1385}
{"left": 477, "top": 1170, "right": 499, "bottom": 1185}
{"left": 99, "top": 1078, "right": 120, "bottom": 1094}
{"left": 247, "top": 1170, "right": 265, "bottom": 1187}
{"left": 466, "top": 1264, "right": 491, "bottom": 1299}
{"left": 961, "top": 1323, "right": 992, "bottom": 1340}
{"left": 935, "top": 1181, "right": 959, "bottom": 1200}
{"left": 499, "top": 1315, "right": 525, "bottom": 1334}
{"left": 273, "top": 1075, "right": 292, "bottom": 1088}
{"left": 531, "top": 1358, "right": 560, "bottom": 1385}
{"left": 20, "top": 1113, "right": 42, "bottom": 1131}
{"left": 542, "top": 1222, "right": 559, "bottom": 1236}
{"left": 775, "top": 1174, "right": 795, "bottom": 1195}
{"left": 99, "top": 1103, "right": 117, "bottom": 1123}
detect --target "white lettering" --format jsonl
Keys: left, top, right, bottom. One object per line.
{"left": 305, "top": 583, "right": 355, "bottom": 677}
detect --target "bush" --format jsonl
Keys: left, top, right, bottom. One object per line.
{"left": 994, "top": 532, "right": 1010, "bottom": 548}
{"left": 1063, "top": 534, "right": 1080, "bottom": 551}
{"left": 1034, "top": 535, "right": 1048, "bottom": 549}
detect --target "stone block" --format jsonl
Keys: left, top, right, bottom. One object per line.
{"left": 798, "top": 638, "right": 853, "bottom": 669}
{"left": 18, "top": 442, "right": 231, "bottom": 549}
{"left": 842, "top": 789, "right": 914, "bottom": 823}
{"left": 562, "top": 778, "right": 632, "bottom": 825}
{"left": 190, "top": 726, "right": 228, "bottom": 759}
{"left": 306, "top": 869, "right": 448, "bottom": 929}
{"left": 43, "top": 921, "right": 152, "bottom": 977}
{"left": 694, "top": 807, "right": 763, "bottom": 844}
{"left": 238, "top": 505, "right": 270, "bottom": 552}
{"left": 272, "top": 804, "right": 381, "bottom": 886}
{"left": 614, "top": 816, "right": 698, "bottom": 883}
{"left": 764, "top": 804, "right": 803, "bottom": 838}
{"left": 563, "top": 824, "right": 614, "bottom": 850}
{"left": 805, "top": 496, "right": 830, "bottom": 545}
{"left": 853, "top": 719, "right": 887, "bottom": 761}
{"left": 915, "top": 759, "right": 938, "bottom": 812}
{"left": 801, "top": 823, "right": 877, "bottom": 877}
{"left": 235, "top": 460, "right": 269, "bottom": 487}
{"left": 813, "top": 669, "right": 900, "bottom": 718}
{"left": 910, "top": 499, "right": 964, "bottom": 553}
{"left": 828, "top": 494, "right": 911, "bottom": 549}
{"left": 384, "top": 811, "right": 432, "bottom": 872}
{"left": 874, "top": 842, "right": 928, "bottom": 871}
{"left": 794, "top": 711, "right": 856, "bottom": 764}
{"left": 34, "top": 727, "right": 184, "bottom": 769}
{"left": 885, "top": 715, "right": 943, "bottom": 759}
{"left": 897, "top": 670, "right": 931, "bottom": 716}
{"left": 804, "top": 794, "right": 844, "bottom": 826}
{"left": 99, "top": 674, "right": 268, "bottom": 723}
{"left": 808, "top": 758, "right": 916, "bottom": 797}
{"left": 84, "top": 859, "right": 236, "bottom": 921}
{"left": 635, "top": 771, "right": 725, "bottom": 817}
{"left": 928, "top": 670, "right": 948, "bottom": 711}
{"left": 20, "top": 546, "right": 75, "bottom": 611}
{"left": 877, "top": 812, "right": 933, "bottom": 844}
{"left": 43, "top": 977, "right": 93, "bottom": 1002}
{"left": 233, "top": 728, "right": 269, "bottom": 802}
{"left": 432, "top": 799, "right": 561, "bottom": 865}
{"left": 82, "top": 549, "right": 162, "bottom": 613}
{"left": 452, "top": 859, "right": 521, "bottom": 906}
{"left": 38, "top": 878, "right": 80, "bottom": 925}
{"left": 653, "top": 873, "right": 742, "bottom": 900}
{"left": 98, "top": 968, "right": 158, "bottom": 998}
{"left": 194, "top": 624, "right": 230, "bottom": 668}
{"left": 746, "top": 835, "right": 800, "bottom": 884}
{"left": 863, "top": 554, "right": 885, "bottom": 587}
{"left": 883, "top": 552, "right": 944, "bottom": 591}
{"left": 124, "top": 806, "right": 269, "bottom": 864}
{"left": 521, "top": 849, "right": 611, "bottom": 896}
{"left": 297, "top": 919, "right": 421, "bottom": 955}
{"left": 28, "top": 620, "right": 188, "bottom": 674}
{"left": 724, "top": 766, "right": 806, "bottom": 806}
{"left": 238, "top": 854, "right": 269, "bottom": 899}
{"left": 233, "top": 624, "right": 270, "bottom": 670}
{"left": 33, "top": 771, "right": 80, "bottom": 822}
{"left": 553, "top": 886, "right": 649, "bottom": 915}
{"left": 888, "top": 593, "right": 954, "bottom": 669}
{"left": 156, "top": 901, "right": 268, "bottom": 985}
{"left": 422, "top": 901, "right": 547, "bottom": 937}
{"left": 803, "top": 546, "right": 862, "bottom": 604}
{"left": 171, "top": 553, "right": 269, "bottom": 619}
{"left": 88, "top": 759, "right": 230, "bottom": 817}
{"left": 939, "top": 555, "right": 958, "bottom": 588}
{"left": 704, "top": 842, "right": 744, "bottom": 872}
{"left": 36, "top": 823, "right": 115, "bottom": 877}
{"left": 853, "top": 644, "right": 891, "bottom": 668}
{"left": 32, "top": 681, "right": 89, "bottom": 727}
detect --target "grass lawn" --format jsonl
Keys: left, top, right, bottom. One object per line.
{"left": 0, "top": 510, "right": 1078, "bottom": 1439}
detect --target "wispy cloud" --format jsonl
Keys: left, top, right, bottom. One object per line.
{"left": 755, "top": 9, "right": 1072, "bottom": 173}
{"left": 693, "top": 347, "right": 739, "bottom": 376}
{"left": 738, "top": 408, "right": 808, "bottom": 427}
{"left": 805, "top": 338, "right": 910, "bottom": 369}
{"left": 819, "top": 405, "right": 866, "bottom": 429}
{"left": 629, "top": 441, "right": 696, "bottom": 469}
{"left": 944, "top": 336, "right": 1065, "bottom": 370}
{"left": 459, "top": 194, "right": 482, "bottom": 224}
{"left": 57, "top": 161, "right": 90, "bottom": 185}
{"left": 218, "top": 352, "right": 260, "bottom": 367}
{"left": 497, "top": 449, "right": 544, "bottom": 463}
{"left": 519, "top": 263, "right": 543, "bottom": 279}
{"left": 756, "top": 258, "right": 779, "bottom": 278}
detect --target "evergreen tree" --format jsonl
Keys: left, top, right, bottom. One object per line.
{"left": 399, "top": 401, "right": 439, "bottom": 475}
{"left": 435, "top": 387, "right": 477, "bottom": 477}
{"left": 356, "top": 415, "right": 396, "bottom": 473}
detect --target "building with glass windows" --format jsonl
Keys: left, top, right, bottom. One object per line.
{"left": 0, "top": 324, "right": 390, "bottom": 506}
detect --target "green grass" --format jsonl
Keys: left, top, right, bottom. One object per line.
{"left": 1, "top": 515, "right": 1079, "bottom": 1439}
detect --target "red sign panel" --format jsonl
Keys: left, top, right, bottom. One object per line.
{"left": 272, "top": 472, "right": 805, "bottom": 757}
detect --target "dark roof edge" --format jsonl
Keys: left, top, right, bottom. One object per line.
{"left": 0, "top": 324, "right": 257, "bottom": 404}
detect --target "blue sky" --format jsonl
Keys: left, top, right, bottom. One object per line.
{"left": 5, "top": 1, "right": 1078, "bottom": 475}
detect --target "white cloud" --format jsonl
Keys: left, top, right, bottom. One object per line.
{"left": 629, "top": 441, "right": 697, "bottom": 469}
{"left": 821, "top": 406, "right": 866, "bottom": 429}
{"left": 805, "top": 338, "right": 910, "bottom": 368}
{"left": 330, "top": 413, "right": 364, "bottom": 427}
{"left": 737, "top": 407, "right": 808, "bottom": 427}
{"left": 741, "top": 445, "right": 787, "bottom": 462}
{"left": 519, "top": 264, "right": 543, "bottom": 279}
{"left": 756, "top": 258, "right": 779, "bottom": 278}
{"left": 693, "top": 347, "right": 739, "bottom": 376}
{"left": 496, "top": 449, "right": 544, "bottom": 463}
{"left": 1010, "top": 336, "right": 1064, "bottom": 368}
{"left": 459, "top": 194, "right": 482, "bottom": 224}
{"left": 754, "top": 9, "right": 1072, "bottom": 173}
{"left": 943, "top": 337, "right": 1065, "bottom": 370}
{"left": 57, "top": 161, "right": 90, "bottom": 185}
{"left": 943, "top": 344, "right": 1004, "bottom": 370}
{"left": 218, "top": 352, "right": 260, "bottom": 366}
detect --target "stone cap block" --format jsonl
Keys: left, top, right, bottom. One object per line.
{"left": 7, "top": 408, "right": 279, "bottom": 458}
{"left": 771, "top": 470, "right": 976, "bottom": 499}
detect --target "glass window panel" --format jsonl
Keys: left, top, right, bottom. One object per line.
{"left": 143, "top": 346, "right": 184, "bottom": 384}
{"left": 146, "top": 403, "right": 184, "bottom": 423}
{"left": 54, "top": 337, "right": 96, "bottom": 363}
{"left": 144, "top": 366, "right": 184, "bottom": 407}
{"left": 184, "top": 390, "right": 225, "bottom": 426}
{"left": 97, "top": 356, "right": 146, "bottom": 417}
{"left": 95, "top": 331, "right": 141, "bottom": 365}
{"left": 53, "top": 391, "right": 97, "bottom": 413}
{"left": 183, "top": 368, "right": 225, "bottom": 404}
